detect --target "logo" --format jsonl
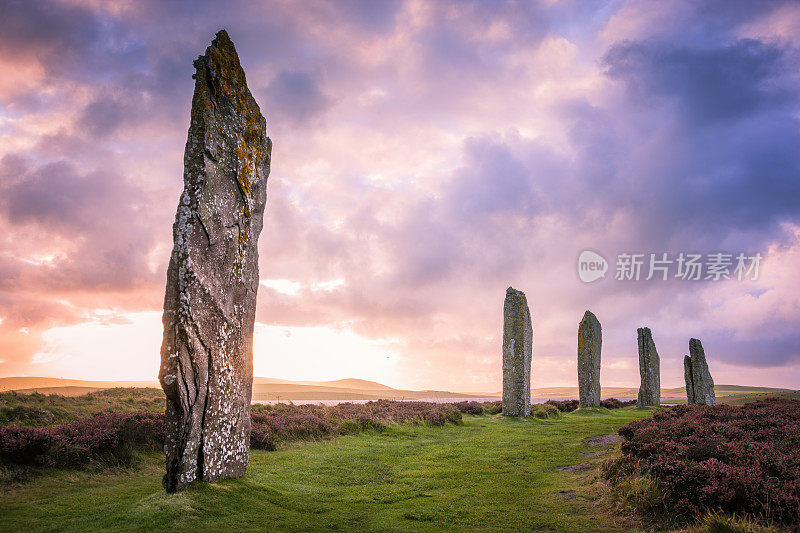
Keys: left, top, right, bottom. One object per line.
{"left": 578, "top": 250, "right": 608, "bottom": 283}
{"left": 576, "top": 250, "right": 761, "bottom": 283}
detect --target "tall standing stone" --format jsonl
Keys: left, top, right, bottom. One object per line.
{"left": 502, "top": 287, "right": 533, "bottom": 416}
{"left": 636, "top": 327, "right": 661, "bottom": 407}
{"left": 577, "top": 311, "right": 601, "bottom": 407}
{"left": 684, "top": 338, "right": 715, "bottom": 405}
{"left": 158, "top": 30, "right": 271, "bottom": 493}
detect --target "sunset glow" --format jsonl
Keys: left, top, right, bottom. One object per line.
{"left": 1, "top": 0, "right": 799, "bottom": 391}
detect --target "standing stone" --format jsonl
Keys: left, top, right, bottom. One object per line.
{"left": 577, "top": 311, "right": 602, "bottom": 407}
{"left": 158, "top": 30, "right": 271, "bottom": 493}
{"left": 683, "top": 355, "right": 696, "bottom": 404}
{"left": 636, "top": 327, "right": 660, "bottom": 407}
{"left": 684, "top": 338, "right": 715, "bottom": 405}
{"left": 502, "top": 287, "right": 533, "bottom": 416}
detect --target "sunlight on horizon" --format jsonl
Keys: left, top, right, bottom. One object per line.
{"left": 28, "top": 311, "right": 404, "bottom": 387}
{"left": 253, "top": 323, "right": 402, "bottom": 386}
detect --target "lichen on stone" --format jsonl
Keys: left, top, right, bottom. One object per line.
{"left": 636, "top": 327, "right": 661, "bottom": 407}
{"left": 577, "top": 310, "right": 601, "bottom": 407}
{"left": 502, "top": 287, "right": 533, "bottom": 417}
{"left": 158, "top": 29, "right": 271, "bottom": 493}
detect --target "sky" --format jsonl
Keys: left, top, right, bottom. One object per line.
{"left": 0, "top": 0, "right": 799, "bottom": 392}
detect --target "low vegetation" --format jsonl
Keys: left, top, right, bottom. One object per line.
{"left": 6, "top": 388, "right": 795, "bottom": 530}
{"left": 0, "top": 388, "right": 164, "bottom": 425}
{"left": 0, "top": 397, "right": 468, "bottom": 474}
{"left": 605, "top": 399, "right": 800, "bottom": 528}
{"left": 0, "top": 412, "right": 164, "bottom": 472}
{"left": 249, "top": 400, "right": 465, "bottom": 451}
{"left": 0, "top": 390, "right": 633, "bottom": 479}
{"left": 544, "top": 398, "right": 637, "bottom": 412}
{"left": 0, "top": 407, "right": 654, "bottom": 531}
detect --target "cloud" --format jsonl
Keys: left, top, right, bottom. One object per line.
{"left": 262, "top": 70, "right": 331, "bottom": 125}
{"left": 600, "top": 37, "right": 800, "bottom": 247}
{"left": 0, "top": 0, "right": 148, "bottom": 107}
{"left": 604, "top": 38, "right": 793, "bottom": 125}
{"left": 332, "top": 0, "right": 403, "bottom": 34}
{"left": 0, "top": 153, "right": 165, "bottom": 309}
{"left": 0, "top": 0, "right": 799, "bottom": 389}
{"left": 78, "top": 93, "right": 137, "bottom": 138}
{"left": 448, "top": 137, "right": 538, "bottom": 218}
{"left": 0, "top": 154, "right": 155, "bottom": 237}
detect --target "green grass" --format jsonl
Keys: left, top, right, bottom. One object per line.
{"left": 0, "top": 408, "right": 656, "bottom": 532}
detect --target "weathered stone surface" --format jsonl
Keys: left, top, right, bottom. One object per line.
{"left": 158, "top": 30, "right": 271, "bottom": 493}
{"left": 683, "top": 355, "right": 695, "bottom": 405}
{"left": 636, "top": 327, "right": 660, "bottom": 407}
{"left": 684, "top": 338, "right": 715, "bottom": 405}
{"left": 502, "top": 287, "right": 532, "bottom": 416}
{"left": 577, "top": 311, "right": 601, "bottom": 407}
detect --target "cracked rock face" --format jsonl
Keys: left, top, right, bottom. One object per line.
{"left": 502, "top": 287, "right": 532, "bottom": 416}
{"left": 684, "top": 338, "right": 715, "bottom": 406}
{"left": 577, "top": 311, "right": 601, "bottom": 407}
{"left": 158, "top": 30, "right": 271, "bottom": 493}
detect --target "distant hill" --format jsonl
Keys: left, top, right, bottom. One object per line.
{"left": 301, "top": 378, "right": 395, "bottom": 391}
{"left": 660, "top": 384, "right": 793, "bottom": 397}
{"left": 0, "top": 377, "right": 159, "bottom": 391}
{"left": 1, "top": 377, "right": 792, "bottom": 401}
{"left": 12, "top": 386, "right": 107, "bottom": 396}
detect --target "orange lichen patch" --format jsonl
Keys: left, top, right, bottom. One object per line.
{"left": 238, "top": 225, "right": 250, "bottom": 244}
{"left": 193, "top": 30, "right": 269, "bottom": 282}
{"left": 204, "top": 30, "right": 266, "bottom": 213}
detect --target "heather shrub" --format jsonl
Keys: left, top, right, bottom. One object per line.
{"left": 544, "top": 398, "right": 634, "bottom": 412}
{"left": 252, "top": 410, "right": 335, "bottom": 441}
{"left": 600, "top": 398, "right": 636, "bottom": 409}
{"left": 454, "top": 401, "right": 484, "bottom": 415}
{"left": 249, "top": 424, "right": 276, "bottom": 451}
{"left": 423, "top": 410, "right": 446, "bottom": 426}
{"left": 0, "top": 412, "right": 164, "bottom": 469}
{"left": 442, "top": 406, "right": 462, "bottom": 425}
{"left": 606, "top": 399, "right": 800, "bottom": 527}
{"left": 249, "top": 400, "right": 461, "bottom": 443}
{"left": 545, "top": 399, "right": 580, "bottom": 412}
{"left": 0, "top": 425, "right": 52, "bottom": 466}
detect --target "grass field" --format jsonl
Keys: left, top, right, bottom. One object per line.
{"left": 0, "top": 408, "right": 656, "bottom": 532}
